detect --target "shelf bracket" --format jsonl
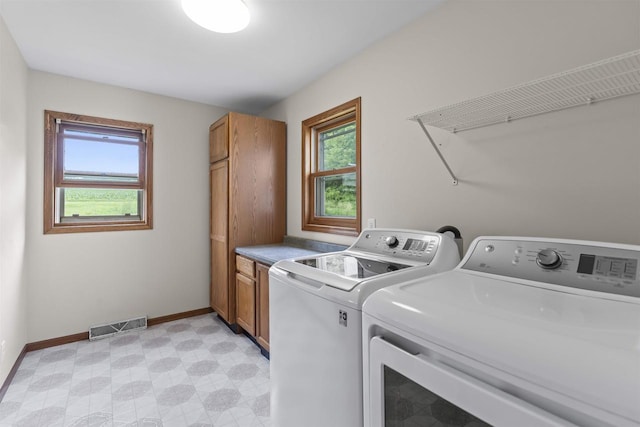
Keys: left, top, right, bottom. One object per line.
{"left": 417, "top": 118, "right": 458, "bottom": 185}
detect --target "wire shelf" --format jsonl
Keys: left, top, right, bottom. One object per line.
{"left": 410, "top": 49, "right": 640, "bottom": 133}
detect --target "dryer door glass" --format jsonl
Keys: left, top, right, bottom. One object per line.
{"left": 384, "top": 366, "right": 491, "bottom": 426}
{"left": 367, "top": 336, "right": 570, "bottom": 427}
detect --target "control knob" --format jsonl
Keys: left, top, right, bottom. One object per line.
{"left": 385, "top": 236, "right": 399, "bottom": 248}
{"left": 536, "top": 249, "right": 563, "bottom": 269}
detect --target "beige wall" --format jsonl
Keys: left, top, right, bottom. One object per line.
{"left": 0, "top": 15, "right": 28, "bottom": 384}
{"left": 26, "top": 72, "right": 226, "bottom": 341}
{"left": 263, "top": 0, "right": 640, "bottom": 249}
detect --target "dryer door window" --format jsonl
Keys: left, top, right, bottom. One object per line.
{"left": 384, "top": 365, "right": 490, "bottom": 426}
{"left": 367, "top": 337, "right": 574, "bottom": 427}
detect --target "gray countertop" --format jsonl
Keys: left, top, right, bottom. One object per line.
{"left": 235, "top": 236, "right": 348, "bottom": 266}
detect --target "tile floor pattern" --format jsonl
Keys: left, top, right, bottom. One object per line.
{"left": 0, "top": 314, "right": 270, "bottom": 427}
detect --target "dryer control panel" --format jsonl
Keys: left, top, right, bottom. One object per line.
{"left": 462, "top": 238, "right": 640, "bottom": 298}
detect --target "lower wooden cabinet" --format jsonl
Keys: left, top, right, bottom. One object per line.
{"left": 235, "top": 255, "right": 270, "bottom": 352}
{"left": 256, "top": 263, "right": 270, "bottom": 351}
{"left": 235, "top": 272, "right": 256, "bottom": 335}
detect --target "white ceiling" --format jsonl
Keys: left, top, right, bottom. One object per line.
{"left": 0, "top": 0, "right": 443, "bottom": 113}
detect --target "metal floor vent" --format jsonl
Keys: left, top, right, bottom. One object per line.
{"left": 89, "top": 316, "right": 147, "bottom": 340}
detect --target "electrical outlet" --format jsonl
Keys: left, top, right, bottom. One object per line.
{"left": 367, "top": 218, "right": 376, "bottom": 228}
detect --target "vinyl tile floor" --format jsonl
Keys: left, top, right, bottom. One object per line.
{"left": 0, "top": 314, "right": 271, "bottom": 427}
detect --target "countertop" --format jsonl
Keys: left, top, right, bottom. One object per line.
{"left": 235, "top": 236, "right": 348, "bottom": 266}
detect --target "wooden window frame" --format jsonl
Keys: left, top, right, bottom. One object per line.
{"left": 302, "top": 97, "right": 361, "bottom": 236}
{"left": 44, "top": 110, "right": 153, "bottom": 234}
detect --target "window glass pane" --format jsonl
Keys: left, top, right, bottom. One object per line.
{"left": 318, "top": 122, "right": 356, "bottom": 171}
{"left": 315, "top": 173, "right": 356, "bottom": 218}
{"left": 63, "top": 132, "right": 139, "bottom": 182}
{"left": 61, "top": 188, "right": 140, "bottom": 218}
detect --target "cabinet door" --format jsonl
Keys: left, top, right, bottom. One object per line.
{"left": 228, "top": 114, "right": 286, "bottom": 248}
{"left": 209, "top": 115, "right": 229, "bottom": 163}
{"left": 210, "top": 161, "right": 229, "bottom": 320}
{"left": 236, "top": 273, "right": 256, "bottom": 335}
{"left": 256, "top": 263, "right": 270, "bottom": 351}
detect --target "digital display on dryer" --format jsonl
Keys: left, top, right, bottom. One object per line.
{"left": 577, "top": 254, "right": 638, "bottom": 280}
{"left": 402, "top": 238, "right": 428, "bottom": 252}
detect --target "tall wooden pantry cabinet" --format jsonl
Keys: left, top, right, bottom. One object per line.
{"left": 209, "top": 112, "right": 286, "bottom": 327}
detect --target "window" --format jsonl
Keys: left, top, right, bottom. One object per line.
{"left": 302, "top": 98, "right": 361, "bottom": 236}
{"left": 44, "top": 110, "right": 153, "bottom": 234}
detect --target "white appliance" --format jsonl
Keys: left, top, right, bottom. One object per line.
{"left": 363, "top": 236, "right": 640, "bottom": 427}
{"left": 269, "top": 228, "right": 461, "bottom": 427}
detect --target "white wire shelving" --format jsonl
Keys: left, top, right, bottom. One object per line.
{"left": 410, "top": 49, "right": 640, "bottom": 185}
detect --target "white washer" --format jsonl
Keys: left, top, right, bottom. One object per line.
{"left": 269, "top": 228, "right": 461, "bottom": 427}
{"left": 363, "top": 236, "right": 640, "bottom": 427}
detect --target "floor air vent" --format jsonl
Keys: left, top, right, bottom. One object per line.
{"left": 89, "top": 316, "right": 147, "bottom": 340}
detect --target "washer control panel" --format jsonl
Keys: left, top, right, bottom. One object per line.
{"left": 462, "top": 238, "right": 640, "bottom": 298}
{"left": 350, "top": 229, "right": 441, "bottom": 264}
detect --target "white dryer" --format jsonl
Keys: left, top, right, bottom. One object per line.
{"left": 363, "top": 236, "right": 640, "bottom": 427}
{"left": 269, "top": 228, "right": 461, "bottom": 427}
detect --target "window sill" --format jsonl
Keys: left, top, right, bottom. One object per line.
{"left": 44, "top": 221, "right": 152, "bottom": 234}
{"left": 302, "top": 222, "right": 359, "bottom": 237}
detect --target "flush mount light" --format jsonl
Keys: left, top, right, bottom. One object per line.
{"left": 181, "top": 0, "right": 250, "bottom": 33}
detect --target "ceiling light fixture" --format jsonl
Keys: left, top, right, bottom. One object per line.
{"left": 181, "top": 0, "right": 250, "bottom": 34}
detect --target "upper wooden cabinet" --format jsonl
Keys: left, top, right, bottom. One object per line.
{"left": 209, "top": 112, "right": 286, "bottom": 326}
{"left": 209, "top": 116, "right": 229, "bottom": 163}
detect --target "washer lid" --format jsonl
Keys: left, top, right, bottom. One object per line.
{"left": 363, "top": 271, "right": 640, "bottom": 424}
{"left": 275, "top": 253, "right": 412, "bottom": 291}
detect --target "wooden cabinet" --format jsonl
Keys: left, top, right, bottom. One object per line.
{"left": 209, "top": 115, "right": 228, "bottom": 163}
{"left": 235, "top": 255, "right": 271, "bottom": 352}
{"left": 236, "top": 272, "right": 256, "bottom": 335}
{"left": 235, "top": 255, "right": 256, "bottom": 334}
{"left": 256, "top": 263, "right": 270, "bottom": 351}
{"left": 209, "top": 113, "right": 286, "bottom": 327}
{"left": 210, "top": 161, "right": 229, "bottom": 319}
